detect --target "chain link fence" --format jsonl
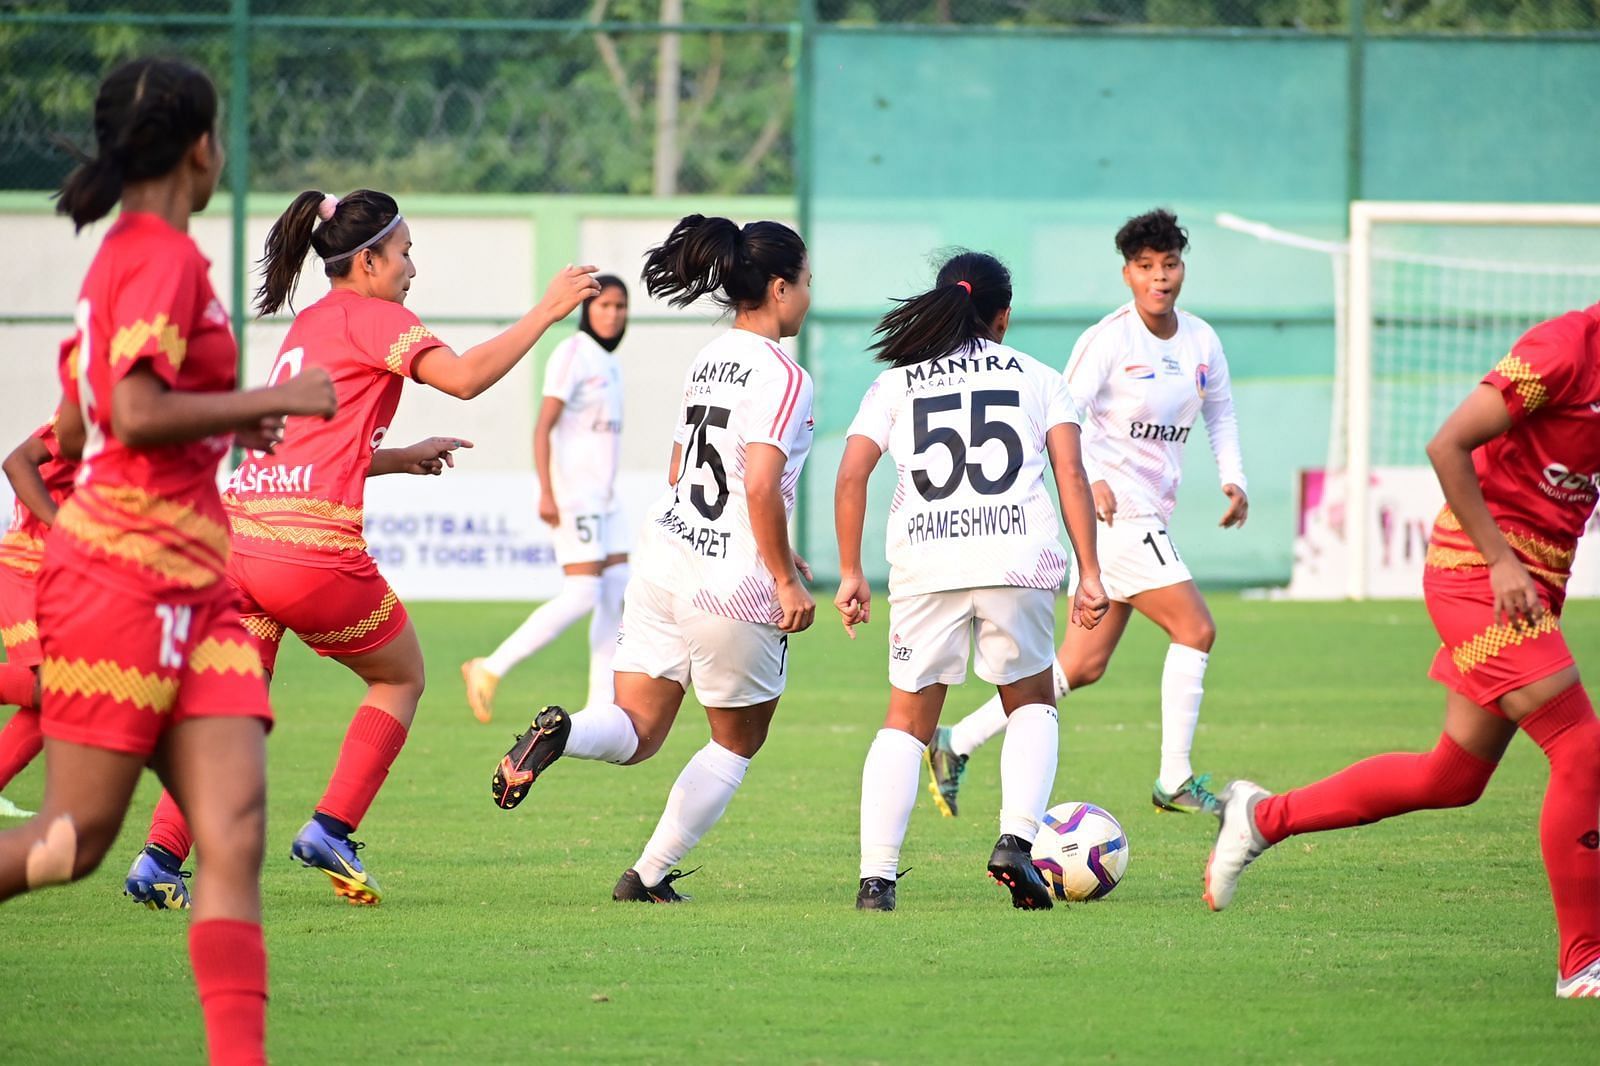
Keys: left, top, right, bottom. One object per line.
{"left": 4, "top": 2, "right": 1596, "bottom": 196}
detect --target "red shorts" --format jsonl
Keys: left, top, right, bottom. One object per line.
{"left": 1424, "top": 566, "right": 1574, "bottom": 712}
{"left": 0, "top": 563, "right": 42, "bottom": 667}
{"left": 228, "top": 552, "right": 409, "bottom": 674}
{"left": 35, "top": 563, "right": 272, "bottom": 757}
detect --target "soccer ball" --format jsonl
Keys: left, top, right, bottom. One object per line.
{"left": 1031, "top": 802, "right": 1129, "bottom": 902}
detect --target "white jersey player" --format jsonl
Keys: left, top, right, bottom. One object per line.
{"left": 490, "top": 215, "right": 816, "bottom": 905}
{"left": 464, "top": 276, "right": 632, "bottom": 722}
{"left": 834, "top": 250, "right": 1108, "bottom": 913}
{"left": 928, "top": 209, "right": 1249, "bottom": 820}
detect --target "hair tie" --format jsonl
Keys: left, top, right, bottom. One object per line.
{"left": 317, "top": 193, "right": 339, "bottom": 222}
{"left": 956, "top": 280, "right": 972, "bottom": 294}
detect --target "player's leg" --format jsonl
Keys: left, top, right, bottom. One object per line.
{"left": 123, "top": 595, "right": 279, "bottom": 910}
{"left": 923, "top": 557, "right": 1133, "bottom": 817}
{"left": 859, "top": 683, "right": 948, "bottom": 911}
{"left": 976, "top": 587, "right": 1061, "bottom": 910}
{"left": 154, "top": 715, "right": 269, "bottom": 1065}
{"left": 618, "top": 695, "right": 779, "bottom": 903}
{"left": 1129, "top": 578, "right": 1219, "bottom": 813}
{"left": 1498, "top": 666, "right": 1600, "bottom": 994}
{"left": 0, "top": 737, "right": 143, "bottom": 899}
{"left": 123, "top": 787, "right": 195, "bottom": 910}
{"left": 616, "top": 601, "right": 785, "bottom": 902}
{"left": 0, "top": 573, "right": 46, "bottom": 816}
{"left": 491, "top": 577, "right": 688, "bottom": 809}
{"left": 584, "top": 551, "right": 630, "bottom": 710}
{"left": 465, "top": 511, "right": 607, "bottom": 723}
{"left": 287, "top": 618, "right": 422, "bottom": 905}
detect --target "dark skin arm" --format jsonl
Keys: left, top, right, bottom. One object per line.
{"left": 368, "top": 437, "right": 473, "bottom": 477}
{"left": 1425, "top": 383, "right": 1537, "bottom": 625}
{"left": 3, "top": 436, "right": 59, "bottom": 527}
{"left": 54, "top": 395, "right": 85, "bottom": 461}
{"left": 110, "top": 364, "right": 336, "bottom": 450}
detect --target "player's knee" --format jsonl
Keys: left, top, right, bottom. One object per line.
{"left": 625, "top": 732, "right": 667, "bottom": 765}
{"left": 68, "top": 812, "right": 125, "bottom": 880}
{"left": 1180, "top": 619, "right": 1218, "bottom": 653}
{"left": 1069, "top": 659, "right": 1108, "bottom": 687}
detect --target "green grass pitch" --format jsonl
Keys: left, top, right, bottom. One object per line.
{"left": 1, "top": 597, "right": 1596, "bottom": 1062}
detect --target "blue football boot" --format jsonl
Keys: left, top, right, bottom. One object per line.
{"left": 291, "top": 818, "right": 382, "bottom": 905}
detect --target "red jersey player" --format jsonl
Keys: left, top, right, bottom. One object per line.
{"left": 127, "top": 187, "right": 600, "bottom": 907}
{"left": 0, "top": 58, "right": 337, "bottom": 1065}
{"left": 1206, "top": 305, "right": 1600, "bottom": 999}
{"left": 0, "top": 417, "right": 80, "bottom": 818}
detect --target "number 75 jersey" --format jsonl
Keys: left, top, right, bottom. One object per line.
{"left": 847, "top": 340, "right": 1078, "bottom": 597}
{"left": 634, "top": 329, "right": 814, "bottom": 624}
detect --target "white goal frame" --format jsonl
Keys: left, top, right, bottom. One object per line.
{"left": 1344, "top": 201, "right": 1600, "bottom": 599}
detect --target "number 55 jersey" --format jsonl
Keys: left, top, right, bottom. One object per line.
{"left": 634, "top": 329, "right": 814, "bottom": 624}
{"left": 847, "top": 340, "right": 1079, "bottom": 596}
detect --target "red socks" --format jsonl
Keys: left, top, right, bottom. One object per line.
{"left": 315, "top": 705, "right": 409, "bottom": 830}
{"left": 1254, "top": 733, "right": 1496, "bottom": 846}
{"left": 147, "top": 788, "right": 194, "bottom": 862}
{"left": 1519, "top": 683, "right": 1600, "bottom": 981}
{"left": 189, "top": 918, "right": 268, "bottom": 1066}
{"left": 0, "top": 662, "right": 35, "bottom": 708}
{"left": 0, "top": 707, "right": 42, "bottom": 789}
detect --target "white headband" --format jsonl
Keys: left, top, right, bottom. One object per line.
{"left": 322, "top": 214, "right": 404, "bottom": 264}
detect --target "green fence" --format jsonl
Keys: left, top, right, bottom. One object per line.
{"left": 5, "top": 2, "right": 1599, "bottom": 585}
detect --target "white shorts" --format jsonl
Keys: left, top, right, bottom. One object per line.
{"left": 885, "top": 586, "right": 1056, "bottom": 693}
{"left": 1072, "top": 517, "right": 1193, "bottom": 603}
{"left": 552, "top": 502, "right": 632, "bottom": 567}
{"left": 612, "top": 577, "right": 788, "bottom": 708}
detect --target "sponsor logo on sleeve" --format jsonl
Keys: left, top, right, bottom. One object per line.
{"left": 1195, "top": 363, "right": 1209, "bottom": 398}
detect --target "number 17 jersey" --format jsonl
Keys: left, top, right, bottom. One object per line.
{"left": 848, "top": 340, "right": 1079, "bottom": 597}
{"left": 634, "top": 329, "right": 814, "bottom": 625}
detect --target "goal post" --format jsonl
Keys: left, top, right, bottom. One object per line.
{"left": 1345, "top": 201, "right": 1600, "bottom": 599}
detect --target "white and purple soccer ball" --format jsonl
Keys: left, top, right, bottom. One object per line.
{"left": 1031, "top": 802, "right": 1129, "bottom": 902}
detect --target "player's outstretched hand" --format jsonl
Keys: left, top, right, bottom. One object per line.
{"left": 235, "top": 415, "right": 286, "bottom": 454}
{"left": 539, "top": 264, "right": 603, "bottom": 321}
{"left": 777, "top": 577, "right": 815, "bottom": 634}
{"left": 1220, "top": 483, "right": 1249, "bottom": 528}
{"left": 275, "top": 366, "right": 338, "bottom": 420}
{"left": 399, "top": 437, "right": 473, "bottom": 476}
{"left": 1489, "top": 554, "right": 1543, "bottom": 627}
{"left": 834, "top": 571, "right": 872, "bottom": 639}
{"left": 1071, "top": 572, "right": 1110, "bottom": 631}
{"left": 538, "top": 495, "right": 560, "bottom": 527}
{"left": 1092, "top": 480, "right": 1117, "bottom": 526}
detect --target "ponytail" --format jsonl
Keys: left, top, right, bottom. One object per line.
{"left": 642, "top": 214, "right": 806, "bottom": 313}
{"left": 56, "top": 154, "right": 124, "bottom": 234}
{"left": 871, "top": 250, "right": 1013, "bottom": 368}
{"left": 54, "top": 57, "right": 219, "bottom": 232}
{"left": 254, "top": 187, "right": 402, "bottom": 316}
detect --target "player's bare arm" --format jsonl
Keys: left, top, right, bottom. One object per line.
{"left": 413, "top": 265, "right": 601, "bottom": 400}
{"left": 533, "top": 394, "right": 564, "bottom": 525}
{"left": 1046, "top": 422, "right": 1108, "bottom": 630}
{"left": 833, "top": 433, "right": 880, "bottom": 637}
{"left": 1425, "top": 382, "right": 1538, "bottom": 624}
{"left": 369, "top": 437, "right": 473, "bottom": 477}
{"left": 3, "top": 435, "right": 59, "bottom": 527}
{"left": 110, "top": 363, "right": 335, "bottom": 448}
{"left": 746, "top": 441, "right": 814, "bottom": 634}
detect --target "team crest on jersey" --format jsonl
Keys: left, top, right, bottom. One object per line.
{"left": 1161, "top": 354, "right": 1182, "bottom": 375}
{"left": 1124, "top": 364, "right": 1155, "bottom": 380}
{"left": 1195, "top": 363, "right": 1209, "bottom": 398}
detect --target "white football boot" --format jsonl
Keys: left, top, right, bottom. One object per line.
{"left": 1204, "top": 779, "right": 1271, "bottom": 912}
{"left": 1556, "top": 959, "right": 1600, "bottom": 999}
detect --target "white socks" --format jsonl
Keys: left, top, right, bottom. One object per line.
{"left": 564, "top": 702, "right": 639, "bottom": 764}
{"left": 484, "top": 575, "right": 601, "bottom": 678}
{"left": 859, "top": 728, "right": 926, "bottom": 881}
{"left": 634, "top": 741, "right": 750, "bottom": 887}
{"left": 950, "top": 696, "right": 1008, "bottom": 759}
{"left": 1159, "top": 644, "right": 1209, "bottom": 793}
{"left": 949, "top": 659, "right": 1068, "bottom": 759}
{"left": 998, "top": 703, "right": 1058, "bottom": 842}
{"left": 584, "top": 564, "right": 629, "bottom": 708}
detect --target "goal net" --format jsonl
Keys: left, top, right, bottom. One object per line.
{"left": 1223, "top": 203, "right": 1600, "bottom": 600}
